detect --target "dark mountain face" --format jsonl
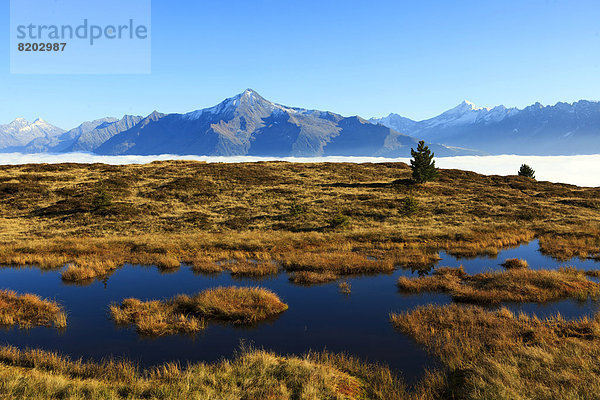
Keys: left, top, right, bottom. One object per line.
{"left": 23, "top": 118, "right": 118, "bottom": 153}
{"left": 66, "top": 115, "right": 144, "bottom": 152}
{"left": 94, "top": 89, "right": 467, "bottom": 157}
{"left": 371, "top": 100, "right": 600, "bottom": 155}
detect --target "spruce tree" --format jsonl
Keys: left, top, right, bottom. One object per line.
{"left": 518, "top": 164, "right": 535, "bottom": 179}
{"left": 410, "top": 141, "right": 438, "bottom": 184}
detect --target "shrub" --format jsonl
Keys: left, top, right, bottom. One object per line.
{"left": 92, "top": 184, "right": 113, "bottom": 212}
{"left": 328, "top": 213, "right": 349, "bottom": 229}
{"left": 289, "top": 201, "right": 305, "bottom": 217}
{"left": 518, "top": 164, "right": 535, "bottom": 179}
{"left": 399, "top": 196, "right": 420, "bottom": 217}
{"left": 501, "top": 258, "right": 528, "bottom": 269}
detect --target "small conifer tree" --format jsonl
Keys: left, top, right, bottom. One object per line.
{"left": 92, "top": 184, "right": 113, "bottom": 211}
{"left": 410, "top": 141, "right": 438, "bottom": 184}
{"left": 518, "top": 164, "right": 535, "bottom": 179}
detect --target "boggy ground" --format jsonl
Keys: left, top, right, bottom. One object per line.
{"left": 391, "top": 304, "right": 600, "bottom": 400}
{"left": 1, "top": 161, "right": 600, "bottom": 398}
{"left": 110, "top": 286, "right": 288, "bottom": 335}
{"left": 0, "top": 161, "right": 598, "bottom": 282}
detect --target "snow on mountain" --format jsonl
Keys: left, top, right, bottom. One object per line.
{"left": 95, "top": 89, "right": 470, "bottom": 157}
{"left": 371, "top": 100, "right": 600, "bottom": 155}
{"left": 0, "top": 118, "right": 65, "bottom": 150}
{"left": 6, "top": 93, "right": 597, "bottom": 158}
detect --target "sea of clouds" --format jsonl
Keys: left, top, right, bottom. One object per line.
{"left": 0, "top": 153, "right": 598, "bottom": 187}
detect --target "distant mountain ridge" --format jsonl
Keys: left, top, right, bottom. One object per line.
{"left": 2, "top": 91, "right": 599, "bottom": 157}
{"left": 0, "top": 118, "right": 65, "bottom": 150}
{"left": 92, "top": 89, "right": 468, "bottom": 157}
{"left": 370, "top": 100, "right": 600, "bottom": 155}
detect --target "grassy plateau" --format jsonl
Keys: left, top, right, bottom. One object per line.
{"left": 0, "top": 160, "right": 599, "bottom": 398}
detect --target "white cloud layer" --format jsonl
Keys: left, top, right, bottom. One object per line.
{"left": 0, "top": 153, "right": 598, "bottom": 187}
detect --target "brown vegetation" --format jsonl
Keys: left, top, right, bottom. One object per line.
{"left": 289, "top": 271, "right": 339, "bottom": 285}
{"left": 226, "top": 260, "right": 279, "bottom": 277}
{"left": 501, "top": 258, "right": 528, "bottom": 269}
{"left": 0, "top": 290, "right": 66, "bottom": 329}
{"left": 0, "top": 345, "right": 406, "bottom": 400}
{"left": 61, "top": 258, "right": 119, "bottom": 282}
{"left": 338, "top": 281, "right": 352, "bottom": 295}
{"left": 110, "top": 287, "right": 288, "bottom": 335}
{"left": 0, "top": 161, "right": 597, "bottom": 277}
{"left": 391, "top": 304, "right": 600, "bottom": 399}
{"left": 397, "top": 266, "right": 600, "bottom": 304}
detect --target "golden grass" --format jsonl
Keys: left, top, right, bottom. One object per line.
{"left": 61, "top": 258, "right": 118, "bottom": 282}
{"left": 338, "top": 281, "right": 352, "bottom": 295}
{"left": 0, "top": 290, "right": 66, "bottom": 329}
{"left": 189, "top": 257, "right": 223, "bottom": 274}
{"left": 501, "top": 258, "right": 528, "bottom": 269}
{"left": 111, "top": 287, "right": 288, "bottom": 335}
{"left": 226, "top": 260, "right": 279, "bottom": 277}
{"left": 0, "top": 345, "right": 406, "bottom": 400}
{"left": 289, "top": 271, "right": 339, "bottom": 285}
{"left": 585, "top": 270, "right": 600, "bottom": 278}
{"left": 397, "top": 266, "right": 600, "bottom": 304}
{"left": 391, "top": 304, "right": 600, "bottom": 400}
{"left": 0, "top": 161, "right": 597, "bottom": 274}
{"left": 111, "top": 298, "right": 204, "bottom": 336}
{"left": 280, "top": 251, "right": 395, "bottom": 274}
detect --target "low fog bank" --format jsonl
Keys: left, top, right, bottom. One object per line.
{"left": 0, "top": 153, "right": 598, "bottom": 187}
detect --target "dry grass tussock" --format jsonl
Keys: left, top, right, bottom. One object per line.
{"left": 391, "top": 304, "right": 600, "bottom": 400}
{"left": 501, "top": 258, "right": 528, "bottom": 269}
{"left": 111, "top": 286, "right": 288, "bottom": 335}
{"left": 0, "top": 345, "right": 406, "bottom": 400}
{"left": 397, "top": 266, "right": 600, "bottom": 304}
{"left": 0, "top": 290, "right": 66, "bottom": 329}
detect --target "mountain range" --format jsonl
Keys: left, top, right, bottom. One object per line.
{"left": 370, "top": 100, "right": 600, "bottom": 155}
{"left": 1, "top": 90, "right": 598, "bottom": 157}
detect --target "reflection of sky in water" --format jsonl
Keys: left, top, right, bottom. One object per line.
{"left": 0, "top": 239, "right": 597, "bottom": 384}
{"left": 437, "top": 239, "right": 599, "bottom": 274}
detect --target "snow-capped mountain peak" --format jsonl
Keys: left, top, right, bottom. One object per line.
{"left": 184, "top": 89, "right": 307, "bottom": 120}
{"left": 0, "top": 117, "right": 64, "bottom": 149}
{"left": 450, "top": 100, "right": 491, "bottom": 114}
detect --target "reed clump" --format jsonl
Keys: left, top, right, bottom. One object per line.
{"left": 110, "top": 298, "right": 203, "bottom": 336}
{"left": 111, "top": 287, "right": 288, "bottom": 335}
{"left": 0, "top": 290, "right": 66, "bottom": 329}
{"left": 61, "top": 258, "right": 119, "bottom": 282}
{"left": 501, "top": 258, "right": 529, "bottom": 269}
{"left": 397, "top": 266, "right": 600, "bottom": 304}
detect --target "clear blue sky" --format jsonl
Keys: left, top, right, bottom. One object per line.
{"left": 1, "top": 0, "right": 599, "bottom": 129}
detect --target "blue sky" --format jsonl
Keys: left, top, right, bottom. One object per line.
{"left": 1, "top": 0, "right": 599, "bottom": 129}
